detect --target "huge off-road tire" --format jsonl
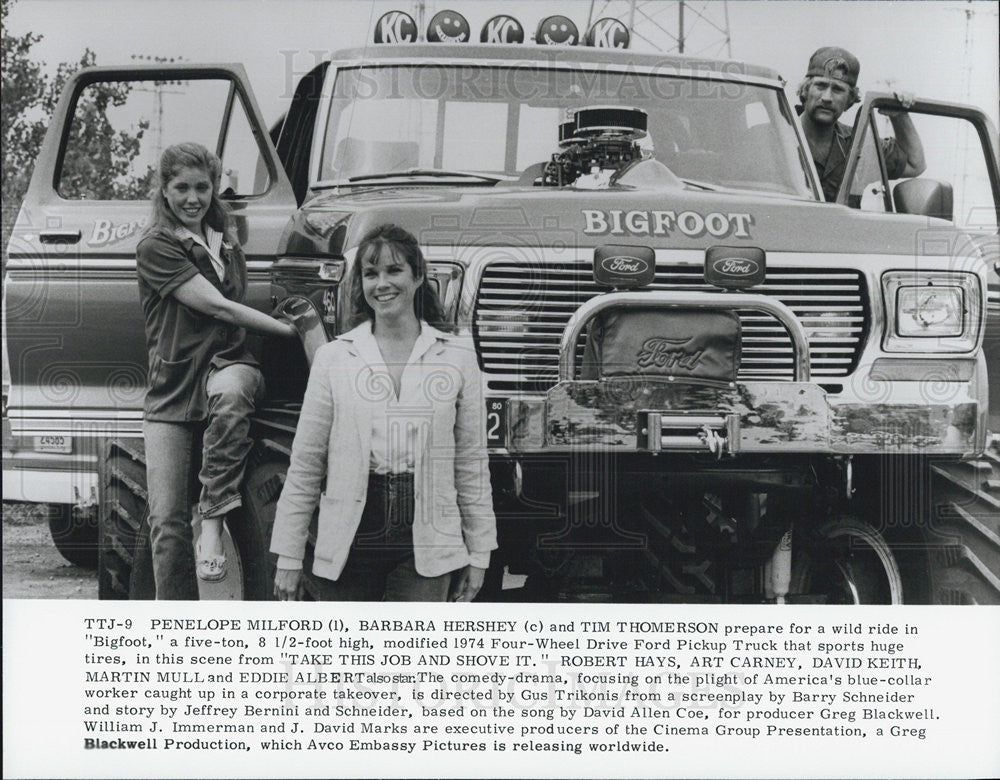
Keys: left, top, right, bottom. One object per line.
{"left": 242, "top": 411, "right": 334, "bottom": 601}
{"left": 241, "top": 437, "right": 291, "bottom": 596}
{"left": 49, "top": 504, "right": 99, "bottom": 569}
{"left": 791, "top": 517, "right": 905, "bottom": 604}
{"left": 634, "top": 495, "right": 720, "bottom": 600}
{"left": 98, "top": 437, "right": 274, "bottom": 600}
{"left": 98, "top": 439, "right": 148, "bottom": 599}
{"left": 925, "top": 443, "right": 1000, "bottom": 604}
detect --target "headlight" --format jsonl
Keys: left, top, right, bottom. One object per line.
{"left": 882, "top": 271, "right": 982, "bottom": 353}
{"left": 895, "top": 286, "right": 963, "bottom": 337}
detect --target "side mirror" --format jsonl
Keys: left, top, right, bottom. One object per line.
{"left": 893, "top": 178, "right": 954, "bottom": 221}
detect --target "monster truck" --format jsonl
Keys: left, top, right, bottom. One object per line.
{"left": 3, "top": 19, "right": 998, "bottom": 602}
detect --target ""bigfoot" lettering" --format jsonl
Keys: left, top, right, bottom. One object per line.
{"left": 582, "top": 209, "right": 753, "bottom": 238}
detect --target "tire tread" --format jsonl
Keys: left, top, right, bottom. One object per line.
{"left": 928, "top": 450, "right": 1000, "bottom": 605}
{"left": 98, "top": 440, "right": 147, "bottom": 600}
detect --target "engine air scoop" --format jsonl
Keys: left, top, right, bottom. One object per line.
{"left": 541, "top": 105, "right": 650, "bottom": 187}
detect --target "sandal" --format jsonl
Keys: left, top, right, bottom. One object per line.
{"left": 196, "top": 538, "right": 227, "bottom": 582}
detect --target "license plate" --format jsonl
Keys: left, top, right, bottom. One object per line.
{"left": 485, "top": 398, "right": 506, "bottom": 447}
{"left": 33, "top": 435, "right": 71, "bottom": 454}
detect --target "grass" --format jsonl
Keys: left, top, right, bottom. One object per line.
{"left": 2, "top": 501, "right": 52, "bottom": 526}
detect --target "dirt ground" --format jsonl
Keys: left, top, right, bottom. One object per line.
{"left": 2, "top": 502, "right": 96, "bottom": 598}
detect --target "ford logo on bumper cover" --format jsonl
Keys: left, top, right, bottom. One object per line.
{"left": 593, "top": 244, "right": 655, "bottom": 288}
{"left": 705, "top": 246, "right": 766, "bottom": 289}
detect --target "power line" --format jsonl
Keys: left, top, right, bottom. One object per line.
{"left": 596, "top": 1, "right": 732, "bottom": 57}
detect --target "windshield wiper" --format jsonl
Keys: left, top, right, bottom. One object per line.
{"left": 348, "top": 168, "right": 501, "bottom": 184}
{"left": 680, "top": 178, "right": 719, "bottom": 191}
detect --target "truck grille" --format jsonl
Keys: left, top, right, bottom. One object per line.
{"left": 473, "top": 262, "right": 868, "bottom": 392}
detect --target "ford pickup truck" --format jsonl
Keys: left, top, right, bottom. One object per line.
{"left": 4, "top": 18, "right": 998, "bottom": 602}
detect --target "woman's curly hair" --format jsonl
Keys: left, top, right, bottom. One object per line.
{"left": 144, "top": 142, "right": 238, "bottom": 244}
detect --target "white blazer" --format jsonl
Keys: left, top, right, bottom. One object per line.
{"left": 270, "top": 321, "right": 497, "bottom": 580}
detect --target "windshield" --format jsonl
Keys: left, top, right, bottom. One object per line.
{"left": 320, "top": 64, "right": 814, "bottom": 197}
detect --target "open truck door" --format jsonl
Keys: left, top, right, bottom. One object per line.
{"left": 3, "top": 64, "right": 296, "bottom": 590}
{"left": 838, "top": 92, "right": 1000, "bottom": 429}
{"left": 837, "top": 92, "right": 999, "bottom": 225}
{"left": 836, "top": 93, "right": 1000, "bottom": 603}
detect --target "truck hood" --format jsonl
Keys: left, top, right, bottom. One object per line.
{"left": 281, "top": 183, "right": 970, "bottom": 258}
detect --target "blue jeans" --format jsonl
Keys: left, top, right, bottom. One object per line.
{"left": 310, "top": 472, "right": 452, "bottom": 601}
{"left": 143, "top": 363, "right": 263, "bottom": 600}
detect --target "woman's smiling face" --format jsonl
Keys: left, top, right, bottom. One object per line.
{"left": 163, "top": 165, "right": 212, "bottom": 232}
{"left": 361, "top": 244, "right": 422, "bottom": 323}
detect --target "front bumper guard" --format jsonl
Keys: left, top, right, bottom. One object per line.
{"left": 558, "top": 291, "right": 811, "bottom": 383}
{"left": 504, "top": 291, "right": 980, "bottom": 456}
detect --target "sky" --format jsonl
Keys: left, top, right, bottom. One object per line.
{"left": 7, "top": 0, "right": 998, "bottom": 129}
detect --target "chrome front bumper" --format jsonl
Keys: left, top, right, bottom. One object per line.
{"left": 502, "top": 290, "right": 984, "bottom": 457}
{"left": 504, "top": 378, "right": 980, "bottom": 455}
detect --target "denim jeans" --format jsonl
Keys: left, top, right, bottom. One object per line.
{"left": 143, "top": 363, "right": 263, "bottom": 599}
{"left": 310, "top": 472, "right": 452, "bottom": 602}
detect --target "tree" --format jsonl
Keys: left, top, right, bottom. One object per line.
{"left": 54, "top": 56, "right": 154, "bottom": 201}
{"left": 1, "top": 0, "right": 48, "bottom": 241}
{"left": 1, "top": 0, "right": 151, "bottom": 261}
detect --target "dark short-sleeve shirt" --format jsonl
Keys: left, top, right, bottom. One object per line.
{"left": 815, "top": 121, "right": 908, "bottom": 202}
{"left": 136, "top": 228, "right": 259, "bottom": 421}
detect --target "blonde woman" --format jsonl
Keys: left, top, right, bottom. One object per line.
{"left": 137, "top": 142, "right": 295, "bottom": 598}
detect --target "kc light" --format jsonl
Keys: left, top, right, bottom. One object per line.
{"left": 882, "top": 271, "right": 982, "bottom": 353}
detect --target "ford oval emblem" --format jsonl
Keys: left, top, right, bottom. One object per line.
{"left": 601, "top": 255, "right": 648, "bottom": 275}
{"left": 704, "top": 245, "right": 765, "bottom": 289}
{"left": 594, "top": 244, "right": 655, "bottom": 287}
{"left": 712, "top": 257, "right": 760, "bottom": 277}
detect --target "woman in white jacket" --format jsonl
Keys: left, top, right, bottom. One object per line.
{"left": 270, "top": 224, "right": 497, "bottom": 601}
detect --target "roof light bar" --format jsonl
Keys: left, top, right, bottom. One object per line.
{"left": 373, "top": 10, "right": 417, "bottom": 43}
{"left": 427, "top": 10, "right": 471, "bottom": 43}
{"left": 373, "top": 11, "right": 631, "bottom": 49}
{"left": 481, "top": 14, "right": 524, "bottom": 43}
{"left": 535, "top": 15, "right": 579, "bottom": 46}
{"left": 586, "top": 17, "right": 630, "bottom": 48}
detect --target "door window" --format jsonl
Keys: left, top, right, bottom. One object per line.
{"left": 846, "top": 122, "right": 888, "bottom": 211}
{"left": 890, "top": 112, "right": 997, "bottom": 231}
{"left": 57, "top": 76, "right": 271, "bottom": 200}
{"left": 845, "top": 102, "right": 998, "bottom": 231}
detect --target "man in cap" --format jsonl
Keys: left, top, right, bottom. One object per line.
{"left": 798, "top": 46, "right": 925, "bottom": 202}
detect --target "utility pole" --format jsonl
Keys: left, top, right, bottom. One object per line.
{"left": 594, "top": 1, "right": 731, "bottom": 57}
{"left": 413, "top": 0, "right": 427, "bottom": 42}
{"left": 130, "top": 55, "right": 186, "bottom": 164}
{"left": 678, "top": 1, "right": 684, "bottom": 54}
{"left": 943, "top": 0, "right": 996, "bottom": 226}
